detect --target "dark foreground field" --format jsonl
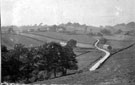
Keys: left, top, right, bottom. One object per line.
{"left": 34, "top": 43, "right": 135, "bottom": 85}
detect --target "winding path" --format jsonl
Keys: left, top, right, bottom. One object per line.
{"left": 89, "top": 39, "right": 110, "bottom": 71}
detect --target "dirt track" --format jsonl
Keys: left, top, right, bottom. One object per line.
{"left": 90, "top": 39, "right": 110, "bottom": 71}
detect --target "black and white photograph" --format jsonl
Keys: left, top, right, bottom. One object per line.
{"left": 1, "top": 0, "right": 135, "bottom": 84}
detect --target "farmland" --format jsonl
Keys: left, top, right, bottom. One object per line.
{"left": 1, "top": 30, "right": 135, "bottom": 84}
{"left": 2, "top": 31, "right": 134, "bottom": 50}
{"left": 22, "top": 31, "right": 96, "bottom": 44}
{"left": 1, "top": 0, "right": 135, "bottom": 83}
{"left": 2, "top": 31, "right": 97, "bottom": 49}
{"left": 1, "top": 31, "right": 105, "bottom": 71}
{"left": 1, "top": 32, "right": 103, "bottom": 68}
{"left": 20, "top": 32, "right": 135, "bottom": 49}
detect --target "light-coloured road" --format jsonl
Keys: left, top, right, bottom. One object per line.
{"left": 89, "top": 39, "right": 110, "bottom": 71}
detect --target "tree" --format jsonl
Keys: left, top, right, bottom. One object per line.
{"left": 2, "top": 44, "right": 25, "bottom": 82}
{"left": 46, "top": 42, "right": 63, "bottom": 77}
{"left": 37, "top": 41, "right": 78, "bottom": 78}
{"left": 1, "top": 45, "right": 8, "bottom": 52}
{"left": 1, "top": 42, "right": 78, "bottom": 83}
{"left": 66, "top": 39, "right": 77, "bottom": 48}
{"left": 60, "top": 45, "right": 78, "bottom": 76}
{"left": 59, "top": 39, "right": 78, "bottom": 76}
{"left": 1, "top": 45, "right": 9, "bottom": 82}
{"left": 67, "top": 22, "right": 72, "bottom": 25}
{"left": 39, "top": 23, "right": 43, "bottom": 26}
{"left": 99, "top": 38, "right": 107, "bottom": 44}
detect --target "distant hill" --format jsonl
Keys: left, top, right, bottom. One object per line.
{"left": 113, "top": 22, "right": 135, "bottom": 31}
{"left": 1, "top": 22, "right": 135, "bottom": 34}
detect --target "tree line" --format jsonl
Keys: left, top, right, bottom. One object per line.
{"left": 2, "top": 40, "right": 78, "bottom": 83}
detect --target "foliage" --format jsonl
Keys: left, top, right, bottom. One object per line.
{"left": 66, "top": 39, "right": 77, "bottom": 48}
{"left": 1, "top": 45, "right": 8, "bottom": 52}
{"left": 1, "top": 41, "right": 78, "bottom": 83}
{"left": 99, "top": 38, "right": 108, "bottom": 44}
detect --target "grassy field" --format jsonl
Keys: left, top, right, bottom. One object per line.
{"left": 22, "top": 32, "right": 134, "bottom": 49}
{"left": 3, "top": 31, "right": 134, "bottom": 49}
{"left": 76, "top": 50, "right": 104, "bottom": 71}
{"left": 34, "top": 42, "right": 135, "bottom": 85}
{"left": 20, "top": 32, "right": 64, "bottom": 43}
{"left": 107, "top": 39, "right": 134, "bottom": 49}
{"left": 1, "top": 33, "right": 45, "bottom": 49}
{"left": 28, "top": 32, "right": 96, "bottom": 44}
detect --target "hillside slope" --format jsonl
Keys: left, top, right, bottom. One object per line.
{"left": 34, "top": 44, "right": 135, "bottom": 85}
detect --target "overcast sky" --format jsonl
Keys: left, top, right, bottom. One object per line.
{"left": 1, "top": 0, "right": 135, "bottom": 26}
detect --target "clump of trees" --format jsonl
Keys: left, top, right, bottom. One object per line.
{"left": 2, "top": 41, "right": 78, "bottom": 83}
